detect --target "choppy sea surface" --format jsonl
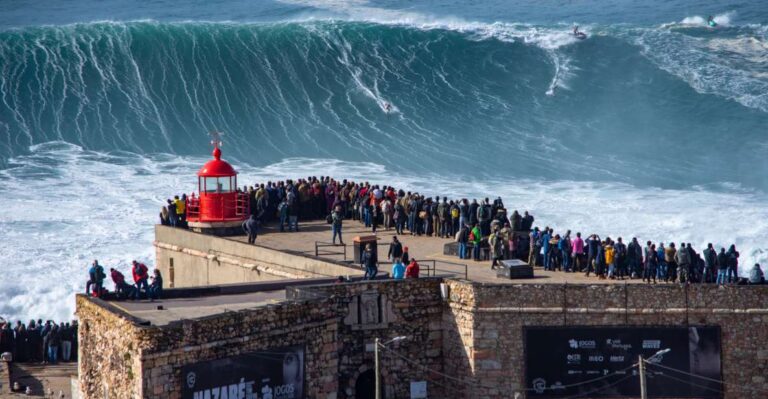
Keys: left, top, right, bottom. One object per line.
{"left": 1, "top": 0, "right": 767, "bottom": 321}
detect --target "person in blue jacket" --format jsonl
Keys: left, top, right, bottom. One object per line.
{"left": 392, "top": 258, "right": 405, "bottom": 279}
{"left": 541, "top": 229, "right": 552, "bottom": 270}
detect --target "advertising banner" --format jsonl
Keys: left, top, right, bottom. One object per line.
{"left": 182, "top": 345, "right": 305, "bottom": 399}
{"left": 525, "top": 326, "right": 721, "bottom": 398}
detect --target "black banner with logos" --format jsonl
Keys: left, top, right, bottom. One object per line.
{"left": 181, "top": 345, "right": 305, "bottom": 399}
{"left": 525, "top": 326, "right": 721, "bottom": 398}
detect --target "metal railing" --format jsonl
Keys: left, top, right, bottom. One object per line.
{"left": 414, "top": 259, "right": 468, "bottom": 280}
{"left": 314, "top": 241, "right": 348, "bottom": 261}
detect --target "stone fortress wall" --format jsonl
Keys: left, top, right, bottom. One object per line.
{"left": 77, "top": 278, "right": 768, "bottom": 398}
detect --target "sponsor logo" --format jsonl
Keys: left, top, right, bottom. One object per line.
{"left": 606, "top": 339, "right": 632, "bottom": 350}
{"left": 567, "top": 370, "right": 583, "bottom": 375}
{"left": 610, "top": 355, "right": 625, "bottom": 362}
{"left": 568, "top": 339, "right": 596, "bottom": 349}
{"left": 588, "top": 355, "right": 604, "bottom": 362}
{"left": 567, "top": 354, "right": 582, "bottom": 364}
{"left": 186, "top": 372, "right": 197, "bottom": 389}
{"left": 586, "top": 370, "right": 600, "bottom": 375}
{"left": 643, "top": 340, "right": 661, "bottom": 349}
{"left": 532, "top": 378, "right": 547, "bottom": 394}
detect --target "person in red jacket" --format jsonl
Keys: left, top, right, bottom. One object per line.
{"left": 110, "top": 268, "right": 135, "bottom": 299}
{"left": 131, "top": 260, "right": 149, "bottom": 299}
{"left": 405, "top": 259, "right": 420, "bottom": 278}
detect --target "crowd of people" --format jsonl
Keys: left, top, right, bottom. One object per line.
{"left": 522, "top": 229, "right": 762, "bottom": 285}
{"left": 0, "top": 319, "right": 78, "bottom": 364}
{"left": 85, "top": 259, "right": 164, "bottom": 301}
{"left": 163, "top": 176, "right": 757, "bottom": 285}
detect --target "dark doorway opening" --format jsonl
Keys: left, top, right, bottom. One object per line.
{"left": 355, "top": 369, "right": 381, "bottom": 399}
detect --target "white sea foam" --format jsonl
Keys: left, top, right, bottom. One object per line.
{"left": 636, "top": 18, "right": 768, "bottom": 113}
{"left": 680, "top": 12, "right": 735, "bottom": 27}
{"left": 1, "top": 147, "right": 767, "bottom": 322}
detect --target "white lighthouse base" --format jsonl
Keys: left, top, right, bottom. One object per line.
{"left": 187, "top": 220, "right": 245, "bottom": 236}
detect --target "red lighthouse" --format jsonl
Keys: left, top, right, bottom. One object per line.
{"left": 186, "top": 133, "right": 250, "bottom": 235}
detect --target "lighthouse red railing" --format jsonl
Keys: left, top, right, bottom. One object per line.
{"left": 186, "top": 194, "right": 201, "bottom": 220}
{"left": 185, "top": 192, "right": 249, "bottom": 222}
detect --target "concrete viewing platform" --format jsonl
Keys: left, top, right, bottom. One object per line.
{"left": 225, "top": 219, "right": 665, "bottom": 285}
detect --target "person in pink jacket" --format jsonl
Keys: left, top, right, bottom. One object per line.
{"left": 571, "top": 232, "right": 585, "bottom": 272}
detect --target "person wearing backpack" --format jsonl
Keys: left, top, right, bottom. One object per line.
{"left": 528, "top": 227, "right": 540, "bottom": 267}
{"left": 450, "top": 201, "right": 460, "bottom": 237}
{"left": 86, "top": 260, "right": 105, "bottom": 297}
{"left": 470, "top": 223, "right": 482, "bottom": 261}
{"left": 457, "top": 223, "right": 469, "bottom": 260}
{"left": 437, "top": 197, "right": 448, "bottom": 238}
{"left": 477, "top": 198, "right": 491, "bottom": 236}
{"left": 489, "top": 227, "right": 504, "bottom": 269}
{"left": 716, "top": 248, "right": 729, "bottom": 284}
{"left": 393, "top": 201, "right": 405, "bottom": 235}
{"left": 458, "top": 199, "right": 470, "bottom": 232}
{"left": 132, "top": 260, "right": 149, "bottom": 299}
{"left": 331, "top": 205, "right": 344, "bottom": 245}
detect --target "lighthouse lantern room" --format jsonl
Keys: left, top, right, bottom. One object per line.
{"left": 186, "top": 132, "right": 250, "bottom": 235}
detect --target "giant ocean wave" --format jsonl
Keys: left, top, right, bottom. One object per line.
{"left": 1, "top": 19, "right": 767, "bottom": 188}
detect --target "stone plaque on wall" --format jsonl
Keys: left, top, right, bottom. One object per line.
{"left": 344, "top": 290, "right": 394, "bottom": 330}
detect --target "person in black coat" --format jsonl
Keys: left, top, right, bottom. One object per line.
{"left": 242, "top": 215, "right": 259, "bottom": 244}
{"left": 387, "top": 236, "right": 403, "bottom": 261}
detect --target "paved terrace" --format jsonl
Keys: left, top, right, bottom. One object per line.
{"left": 111, "top": 290, "right": 286, "bottom": 326}
{"left": 229, "top": 219, "right": 656, "bottom": 285}
{"left": 110, "top": 220, "right": 687, "bottom": 326}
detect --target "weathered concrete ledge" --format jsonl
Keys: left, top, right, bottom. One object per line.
{"left": 154, "top": 225, "right": 364, "bottom": 288}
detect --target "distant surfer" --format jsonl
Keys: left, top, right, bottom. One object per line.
{"left": 383, "top": 102, "right": 392, "bottom": 113}
{"left": 573, "top": 26, "right": 587, "bottom": 40}
{"left": 707, "top": 16, "right": 717, "bottom": 28}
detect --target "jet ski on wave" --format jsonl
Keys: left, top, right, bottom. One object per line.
{"left": 573, "top": 26, "right": 587, "bottom": 40}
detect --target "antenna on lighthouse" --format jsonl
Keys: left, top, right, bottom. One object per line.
{"left": 209, "top": 131, "right": 224, "bottom": 149}
{"left": 209, "top": 131, "right": 224, "bottom": 160}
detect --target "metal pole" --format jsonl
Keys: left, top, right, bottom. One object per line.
{"left": 375, "top": 337, "right": 381, "bottom": 399}
{"left": 639, "top": 355, "right": 647, "bottom": 399}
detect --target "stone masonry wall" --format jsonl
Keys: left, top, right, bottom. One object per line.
{"left": 290, "top": 278, "right": 447, "bottom": 398}
{"left": 76, "top": 296, "right": 148, "bottom": 399}
{"left": 139, "top": 300, "right": 341, "bottom": 399}
{"left": 444, "top": 281, "right": 768, "bottom": 399}
{"left": 78, "top": 279, "right": 768, "bottom": 399}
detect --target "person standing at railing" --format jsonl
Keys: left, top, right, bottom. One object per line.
{"left": 392, "top": 258, "right": 405, "bottom": 280}
{"left": 166, "top": 199, "right": 178, "bottom": 227}
{"left": 331, "top": 205, "right": 345, "bottom": 245}
{"left": 173, "top": 195, "right": 186, "bottom": 227}
{"left": 405, "top": 259, "right": 420, "bottom": 278}
{"left": 362, "top": 244, "right": 378, "bottom": 280}
{"left": 387, "top": 236, "right": 403, "bottom": 261}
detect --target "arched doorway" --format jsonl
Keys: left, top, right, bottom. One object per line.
{"left": 354, "top": 369, "right": 381, "bottom": 399}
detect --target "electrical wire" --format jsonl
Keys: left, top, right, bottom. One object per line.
{"left": 645, "top": 361, "right": 768, "bottom": 394}
{"left": 559, "top": 375, "right": 635, "bottom": 399}
{"left": 377, "top": 342, "right": 638, "bottom": 393}
{"left": 649, "top": 370, "right": 725, "bottom": 395}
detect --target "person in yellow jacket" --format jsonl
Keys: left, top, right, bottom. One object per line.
{"left": 604, "top": 240, "right": 616, "bottom": 279}
{"left": 173, "top": 195, "right": 185, "bottom": 224}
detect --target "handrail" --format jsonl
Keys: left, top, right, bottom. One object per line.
{"left": 314, "top": 241, "right": 348, "bottom": 261}
{"left": 413, "top": 259, "right": 468, "bottom": 280}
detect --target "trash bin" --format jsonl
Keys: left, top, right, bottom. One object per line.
{"left": 497, "top": 259, "right": 534, "bottom": 279}
{"left": 353, "top": 235, "right": 379, "bottom": 264}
